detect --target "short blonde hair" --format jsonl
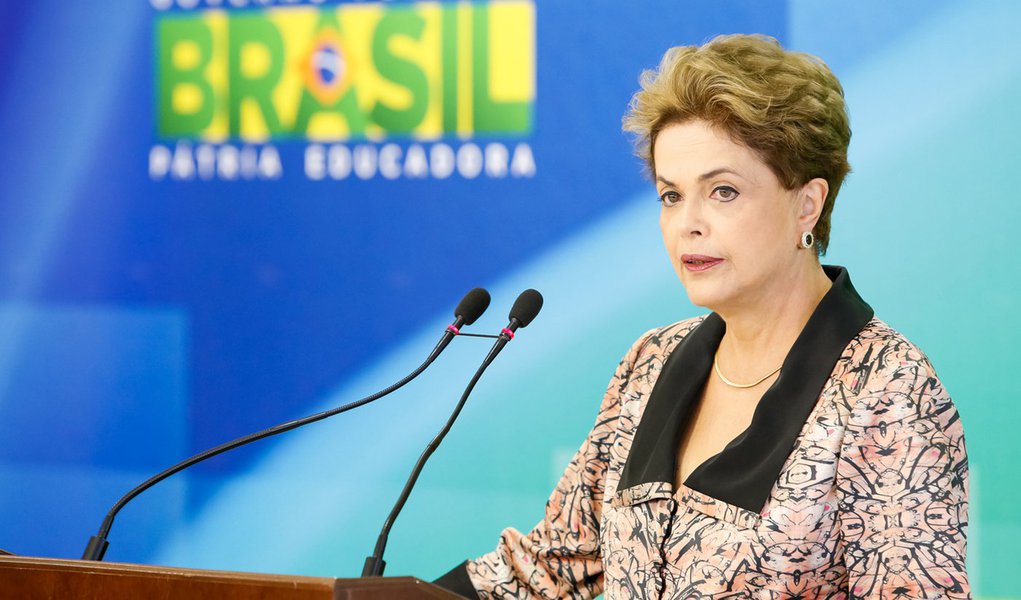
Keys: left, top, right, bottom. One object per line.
{"left": 623, "top": 34, "right": 851, "bottom": 254}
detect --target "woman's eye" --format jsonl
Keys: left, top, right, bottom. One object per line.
{"left": 712, "top": 186, "right": 739, "bottom": 202}
{"left": 659, "top": 191, "right": 680, "bottom": 206}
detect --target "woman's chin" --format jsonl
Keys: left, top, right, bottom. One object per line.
{"left": 680, "top": 285, "right": 725, "bottom": 312}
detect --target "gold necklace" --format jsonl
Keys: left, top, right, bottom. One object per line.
{"left": 713, "top": 354, "right": 782, "bottom": 389}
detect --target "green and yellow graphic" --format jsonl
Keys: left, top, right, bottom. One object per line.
{"left": 157, "top": 1, "right": 535, "bottom": 141}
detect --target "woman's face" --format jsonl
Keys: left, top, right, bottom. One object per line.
{"left": 655, "top": 120, "right": 812, "bottom": 314}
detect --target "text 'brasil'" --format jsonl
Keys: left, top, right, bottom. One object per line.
{"left": 157, "top": 1, "right": 535, "bottom": 142}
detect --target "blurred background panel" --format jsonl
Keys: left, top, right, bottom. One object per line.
{"left": 0, "top": 0, "right": 1017, "bottom": 597}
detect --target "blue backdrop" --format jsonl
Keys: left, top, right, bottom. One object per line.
{"left": 0, "top": 0, "right": 1018, "bottom": 597}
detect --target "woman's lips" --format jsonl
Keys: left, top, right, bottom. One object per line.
{"left": 681, "top": 254, "right": 724, "bottom": 272}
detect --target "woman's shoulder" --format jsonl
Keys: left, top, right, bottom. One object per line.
{"left": 851, "top": 316, "right": 941, "bottom": 380}
{"left": 843, "top": 316, "right": 961, "bottom": 429}
{"left": 629, "top": 314, "right": 711, "bottom": 359}
{"left": 606, "top": 315, "right": 710, "bottom": 386}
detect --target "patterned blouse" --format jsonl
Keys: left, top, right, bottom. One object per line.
{"left": 436, "top": 266, "right": 970, "bottom": 599}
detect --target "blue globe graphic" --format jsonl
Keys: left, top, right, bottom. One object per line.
{"left": 312, "top": 44, "right": 344, "bottom": 86}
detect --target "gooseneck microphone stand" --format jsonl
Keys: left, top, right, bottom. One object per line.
{"left": 82, "top": 288, "right": 491, "bottom": 562}
{"left": 361, "top": 336, "right": 500, "bottom": 577}
{"left": 362, "top": 288, "right": 543, "bottom": 576}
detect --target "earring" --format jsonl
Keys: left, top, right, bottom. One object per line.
{"left": 800, "top": 231, "right": 815, "bottom": 249}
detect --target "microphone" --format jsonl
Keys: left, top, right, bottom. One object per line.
{"left": 362, "top": 288, "right": 544, "bottom": 577}
{"left": 484, "top": 288, "right": 543, "bottom": 362}
{"left": 453, "top": 287, "right": 492, "bottom": 327}
{"left": 81, "top": 287, "right": 491, "bottom": 562}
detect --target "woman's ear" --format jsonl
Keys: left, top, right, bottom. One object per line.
{"left": 798, "top": 177, "right": 829, "bottom": 229}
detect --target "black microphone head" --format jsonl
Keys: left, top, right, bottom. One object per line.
{"left": 509, "top": 289, "right": 543, "bottom": 328}
{"left": 455, "top": 287, "right": 491, "bottom": 325}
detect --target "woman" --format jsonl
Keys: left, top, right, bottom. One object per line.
{"left": 436, "top": 34, "right": 970, "bottom": 598}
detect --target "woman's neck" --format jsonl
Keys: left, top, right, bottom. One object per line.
{"left": 714, "top": 262, "right": 832, "bottom": 381}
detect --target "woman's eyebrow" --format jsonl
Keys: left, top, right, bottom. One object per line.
{"left": 698, "top": 167, "right": 742, "bottom": 181}
{"left": 657, "top": 168, "right": 744, "bottom": 188}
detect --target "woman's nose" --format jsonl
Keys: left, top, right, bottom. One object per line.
{"left": 671, "top": 199, "right": 705, "bottom": 238}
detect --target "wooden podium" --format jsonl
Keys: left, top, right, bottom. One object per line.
{"left": 0, "top": 555, "right": 467, "bottom": 599}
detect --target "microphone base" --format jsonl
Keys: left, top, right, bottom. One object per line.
{"left": 82, "top": 535, "right": 109, "bottom": 561}
{"left": 362, "top": 555, "right": 386, "bottom": 577}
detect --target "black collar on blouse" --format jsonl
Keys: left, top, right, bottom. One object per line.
{"left": 617, "top": 265, "right": 874, "bottom": 512}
